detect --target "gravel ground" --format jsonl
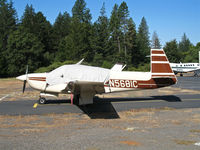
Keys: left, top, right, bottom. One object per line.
{"left": 1, "top": 77, "right": 200, "bottom": 150}
{"left": 0, "top": 108, "right": 200, "bottom": 150}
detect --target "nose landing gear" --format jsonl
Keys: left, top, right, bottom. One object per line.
{"left": 38, "top": 97, "right": 46, "bottom": 104}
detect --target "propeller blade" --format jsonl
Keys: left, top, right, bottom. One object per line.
{"left": 23, "top": 80, "right": 26, "bottom": 93}
{"left": 26, "top": 65, "right": 28, "bottom": 74}
{"left": 22, "top": 65, "right": 28, "bottom": 93}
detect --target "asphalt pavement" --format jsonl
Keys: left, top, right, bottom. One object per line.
{"left": 0, "top": 76, "right": 200, "bottom": 117}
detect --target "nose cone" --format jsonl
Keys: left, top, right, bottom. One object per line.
{"left": 16, "top": 74, "right": 27, "bottom": 81}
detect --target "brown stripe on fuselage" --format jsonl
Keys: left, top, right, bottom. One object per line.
{"left": 29, "top": 79, "right": 46, "bottom": 81}
{"left": 151, "top": 51, "right": 164, "bottom": 54}
{"left": 152, "top": 56, "right": 168, "bottom": 61}
{"left": 151, "top": 63, "right": 173, "bottom": 73}
{"left": 29, "top": 77, "right": 46, "bottom": 81}
{"left": 152, "top": 75, "right": 175, "bottom": 77}
{"left": 138, "top": 78, "right": 176, "bottom": 88}
{"left": 29, "top": 77, "right": 46, "bottom": 79}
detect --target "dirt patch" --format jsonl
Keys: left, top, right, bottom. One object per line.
{"left": 174, "top": 139, "right": 196, "bottom": 145}
{"left": 0, "top": 114, "right": 74, "bottom": 129}
{"left": 17, "top": 128, "right": 45, "bottom": 134}
{"left": 191, "top": 114, "right": 200, "bottom": 123}
{"left": 120, "top": 140, "right": 141, "bottom": 146}
{"left": 190, "top": 129, "right": 200, "bottom": 133}
{"left": 171, "top": 120, "right": 182, "bottom": 125}
{"left": 86, "top": 148, "right": 100, "bottom": 150}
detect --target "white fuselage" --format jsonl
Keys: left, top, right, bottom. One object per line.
{"left": 18, "top": 73, "right": 67, "bottom": 94}
{"left": 19, "top": 70, "right": 152, "bottom": 95}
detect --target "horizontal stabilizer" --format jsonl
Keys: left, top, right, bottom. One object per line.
{"left": 76, "top": 58, "right": 84, "bottom": 65}
{"left": 111, "top": 64, "right": 126, "bottom": 71}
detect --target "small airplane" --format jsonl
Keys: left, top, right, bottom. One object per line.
{"left": 170, "top": 51, "right": 200, "bottom": 77}
{"left": 17, "top": 49, "right": 177, "bottom": 105}
{"left": 170, "top": 62, "right": 200, "bottom": 76}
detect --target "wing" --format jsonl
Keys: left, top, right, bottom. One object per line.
{"left": 65, "top": 81, "right": 105, "bottom": 105}
{"left": 66, "top": 81, "right": 105, "bottom": 95}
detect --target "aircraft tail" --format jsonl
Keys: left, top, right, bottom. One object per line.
{"left": 150, "top": 49, "right": 177, "bottom": 84}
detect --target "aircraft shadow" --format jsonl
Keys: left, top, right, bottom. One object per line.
{"left": 45, "top": 99, "right": 120, "bottom": 119}
{"left": 45, "top": 99, "right": 70, "bottom": 104}
{"left": 96, "top": 95, "right": 182, "bottom": 103}
{"left": 44, "top": 95, "right": 181, "bottom": 119}
{"left": 77, "top": 102, "right": 120, "bottom": 119}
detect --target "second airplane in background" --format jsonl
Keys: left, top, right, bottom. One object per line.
{"left": 170, "top": 51, "right": 200, "bottom": 76}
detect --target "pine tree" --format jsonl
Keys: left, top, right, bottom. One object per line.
{"left": 126, "top": 18, "right": 138, "bottom": 66}
{"left": 109, "top": 4, "right": 121, "bottom": 54}
{"left": 21, "top": 5, "right": 36, "bottom": 32}
{"left": 6, "top": 26, "right": 44, "bottom": 76}
{"left": 164, "top": 40, "right": 180, "bottom": 63}
{"left": 151, "top": 31, "right": 161, "bottom": 49}
{"left": 53, "top": 12, "right": 71, "bottom": 40}
{"left": 179, "top": 33, "right": 191, "bottom": 52}
{"left": 118, "top": 1, "right": 129, "bottom": 56}
{"left": 183, "top": 45, "right": 199, "bottom": 63}
{"left": 92, "top": 2, "right": 109, "bottom": 66}
{"left": 57, "top": 0, "right": 93, "bottom": 62}
{"left": 53, "top": 12, "right": 71, "bottom": 62}
{"left": 137, "top": 17, "right": 150, "bottom": 63}
{"left": 72, "top": 0, "right": 91, "bottom": 23}
{"left": 0, "top": 0, "right": 17, "bottom": 77}
{"left": 21, "top": 5, "right": 54, "bottom": 65}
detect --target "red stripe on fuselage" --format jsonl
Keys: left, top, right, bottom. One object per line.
{"left": 29, "top": 77, "right": 46, "bottom": 81}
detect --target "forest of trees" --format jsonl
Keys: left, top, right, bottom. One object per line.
{"left": 0, "top": 0, "right": 200, "bottom": 77}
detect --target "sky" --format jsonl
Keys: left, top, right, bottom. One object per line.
{"left": 12, "top": 0, "right": 200, "bottom": 46}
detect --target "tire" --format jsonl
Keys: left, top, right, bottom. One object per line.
{"left": 38, "top": 97, "right": 46, "bottom": 104}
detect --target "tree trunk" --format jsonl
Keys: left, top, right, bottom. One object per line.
{"left": 117, "top": 36, "right": 120, "bottom": 53}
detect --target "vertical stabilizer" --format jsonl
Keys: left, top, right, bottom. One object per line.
{"left": 151, "top": 49, "right": 175, "bottom": 79}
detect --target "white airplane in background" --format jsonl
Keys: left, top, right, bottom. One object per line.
{"left": 17, "top": 49, "right": 177, "bottom": 105}
{"left": 170, "top": 51, "right": 200, "bottom": 76}
{"left": 170, "top": 63, "right": 200, "bottom": 76}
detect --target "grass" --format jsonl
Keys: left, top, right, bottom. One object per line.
{"left": 0, "top": 78, "right": 17, "bottom": 81}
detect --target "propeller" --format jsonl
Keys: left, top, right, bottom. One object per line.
{"left": 22, "top": 65, "right": 28, "bottom": 93}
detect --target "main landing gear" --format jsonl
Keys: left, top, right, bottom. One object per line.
{"left": 38, "top": 97, "right": 46, "bottom": 104}
{"left": 37, "top": 94, "right": 80, "bottom": 105}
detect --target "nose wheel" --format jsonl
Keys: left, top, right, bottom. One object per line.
{"left": 38, "top": 97, "right": 46, "bottom": 104}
